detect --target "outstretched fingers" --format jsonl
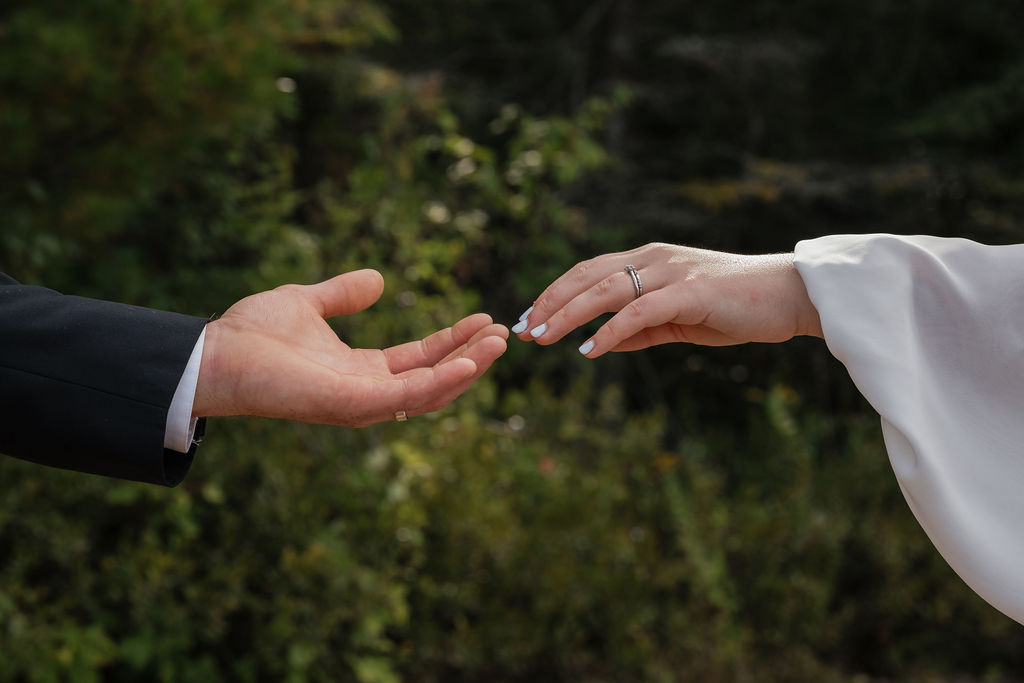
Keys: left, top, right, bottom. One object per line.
{"left": 383, "top": 313, "right": 495, "bottom": 373}
{"left": 422, "top": 332, "right": 508, "bottom": 412}
{"left": 521, "top": 269, "right": 640, "bottom": 345}
{"left": 512, "top": 250, "right": 640, "bottom": 339}
{"left": 388, "top": 328, "right": 507, "bottom": 419}
{"left": 611, "top": 323, "right": 741, "bottom": 351}
{"left": 608, "top": 324, "right": 689, "bottom": 352}
{"left": 436, "top": 323, "right": 510, "bottom": 367}
{"left": 374, "top": 319, "right": 508, "bottom": 420}
{"left": 354, "top": 357, "right": 479, "bottom": 425}
{"left": 578, "top": 291, "right": 682, "bottom": 358}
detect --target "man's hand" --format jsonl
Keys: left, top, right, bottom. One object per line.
{"left": 193, "top": 269, "right": 508, "bottom": 426}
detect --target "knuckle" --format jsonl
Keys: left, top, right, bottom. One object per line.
{"left": 541, "top": 309, "right": 578, "bottom": 344}
{"left": 645, "top": 242, "right": 672, "bottom": 260}
{"left": 570, "top": 260, "right": 592, "bottom": 283}
{"left": 532, "top": 297, "right": 553, "bottom": 317}
{"left": 601, "top": 315, "right": 622, "bottom": 337}
{"left": 593, "top": 274, "right": 618, "bottom": 298}
{"left": 625, "top": 296, "right": 648, "bottom": 318}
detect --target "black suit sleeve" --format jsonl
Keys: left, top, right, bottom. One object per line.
{"left": 0, "top": 274, "right": 209, "bottom": 486}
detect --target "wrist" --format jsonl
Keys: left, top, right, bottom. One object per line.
{"left": 757, "top": 253, "right": 823, "bottom": 340}
{"left": 192, "top": 318, "right": 231, "bottom": 417}
{"left": 782, "top": 255, "right": 823, "bottom": 338}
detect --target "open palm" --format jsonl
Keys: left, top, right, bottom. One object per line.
{"left": 194, "top": 269, "right": 508, "bottom": 426}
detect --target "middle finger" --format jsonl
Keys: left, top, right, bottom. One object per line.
{"left": 512, "top": 249, "right": 645, "bottom": 337}
{"left": 523, "top": 267, "right": 643, "bottom": 345}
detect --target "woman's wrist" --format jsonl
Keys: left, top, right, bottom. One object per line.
{"left": 778, "top": 254, "right": 823, "bottom": 339}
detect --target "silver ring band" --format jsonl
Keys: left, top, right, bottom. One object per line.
{"left": 624, "top": 264, "right": 642, "bottom": 299}
{"left": 395, "top": 410, "right": 408, "bottom": 422}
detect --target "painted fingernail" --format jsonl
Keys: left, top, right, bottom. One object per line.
{"left": 519, "top": 305, "right": 534, "bottom": 321}
{"left": 579, "top": 340, "right": 595, "bottom": 355}
{"left": 529, "top": 323, "right": 547, "bottom": 338}
{"left": 511, "top": 320, "right": 528, "bottom": 334}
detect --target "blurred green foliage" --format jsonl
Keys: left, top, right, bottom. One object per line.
{"left": 3, "top": 0, "right": 1024, "bottom": 681}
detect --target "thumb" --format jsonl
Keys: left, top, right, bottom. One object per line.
{"left": 303, "top": 269, "right": 385, "bottom": 318}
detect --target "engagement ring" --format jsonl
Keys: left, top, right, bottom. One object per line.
{"left": 624, "top": 264, "right": 643, "bottom": 299}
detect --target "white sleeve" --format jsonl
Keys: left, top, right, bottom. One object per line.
{"left": 794, "top": 233, "right": 1024, "bottom": 625}
{"left": 163, "top": 326, "right": 207, "bottom": 453}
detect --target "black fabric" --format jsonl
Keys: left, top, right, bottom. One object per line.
{"left": 0, "top": 275, "right": 208, "bottom": 485}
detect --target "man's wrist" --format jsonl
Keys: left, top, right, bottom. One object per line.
{"left": 165, "top": 326, "right": 207, "bottom": 452}
{"left": 192, "top": 318, "right": 223, "bottom": 418}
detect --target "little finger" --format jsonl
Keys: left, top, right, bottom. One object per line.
{"left": 577, "top": 291, "right": 679, "bottom": 358}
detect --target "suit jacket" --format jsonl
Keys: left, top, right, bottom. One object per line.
{"left": 0, "top": 273, "right": 208, "bottom": 485}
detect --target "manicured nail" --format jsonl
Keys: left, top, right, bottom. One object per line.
{"left": 519, "top": 305, "right": 534, "bottom": 321}
{"left": 529, "top": 323, "right": 547, "bottom": 338}
{"left": 579, "top": 340, "right": 595, "bottom": 355}
{"left": 511, "top": 320, "right": 528, "bottom": 334}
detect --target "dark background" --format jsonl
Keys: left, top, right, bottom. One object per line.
{"left": 2, "top": 1, "right": 1024, "bottom": 680}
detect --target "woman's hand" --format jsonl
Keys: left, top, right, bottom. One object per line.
{"left": 512, "top": 242, "right": 822, "bottom": 357}
{"left": 194, "top": 269, "right": 509, "bottom": 425}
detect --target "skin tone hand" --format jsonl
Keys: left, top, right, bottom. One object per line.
{"left": 193, "top": 269, "right": 509, "bottom": 426}
{"left": 512, "top": 242, "right": 823, "bottom": 357}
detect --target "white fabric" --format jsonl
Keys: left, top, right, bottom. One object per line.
{"left": 164, "top": 326, "right": 206, "bottom": 453}
{"left": 795, "top": 233, "right": 1024, "bottom": 625}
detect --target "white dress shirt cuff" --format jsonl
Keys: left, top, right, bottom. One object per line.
{"left": 164, "top": 326, "right": 207, "bottom": 453}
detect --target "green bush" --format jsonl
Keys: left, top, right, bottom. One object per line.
{"left": 5, "top": 379, "right": 1020, "bottom": 681}
{"left": 4, "top": 0, "right": 1024, "bottom": 681}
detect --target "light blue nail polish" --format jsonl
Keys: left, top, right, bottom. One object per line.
{"left": 530, "top": 323, "right": 547, "bottom": 338}
{"left": 511, "top": 320, "right": 528, "bottom": 334}
{"left": 579, "top": 340, "right": 595, "bottom": 355}
{"left": 519, "top": 305, "right": 534, "bottom": 321}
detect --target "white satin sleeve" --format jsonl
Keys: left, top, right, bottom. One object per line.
{"left": 794, "top": 233, "right": 1024, "bottom": 625}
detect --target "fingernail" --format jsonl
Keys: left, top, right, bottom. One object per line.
{"left": 519, "top": 305, "right": 534, "bottom": 321}
{"left": 579, "top": 340, "right": 595, "bottom": 355}
{"left": 529, "top": 323, "right": 547, "bottom": 338}
{"left": 511, "top": 320, "right": 528, "bottom": 334}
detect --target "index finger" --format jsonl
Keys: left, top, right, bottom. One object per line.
{"left": 512, "top": 248, "right": 640, "bottom": 338}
